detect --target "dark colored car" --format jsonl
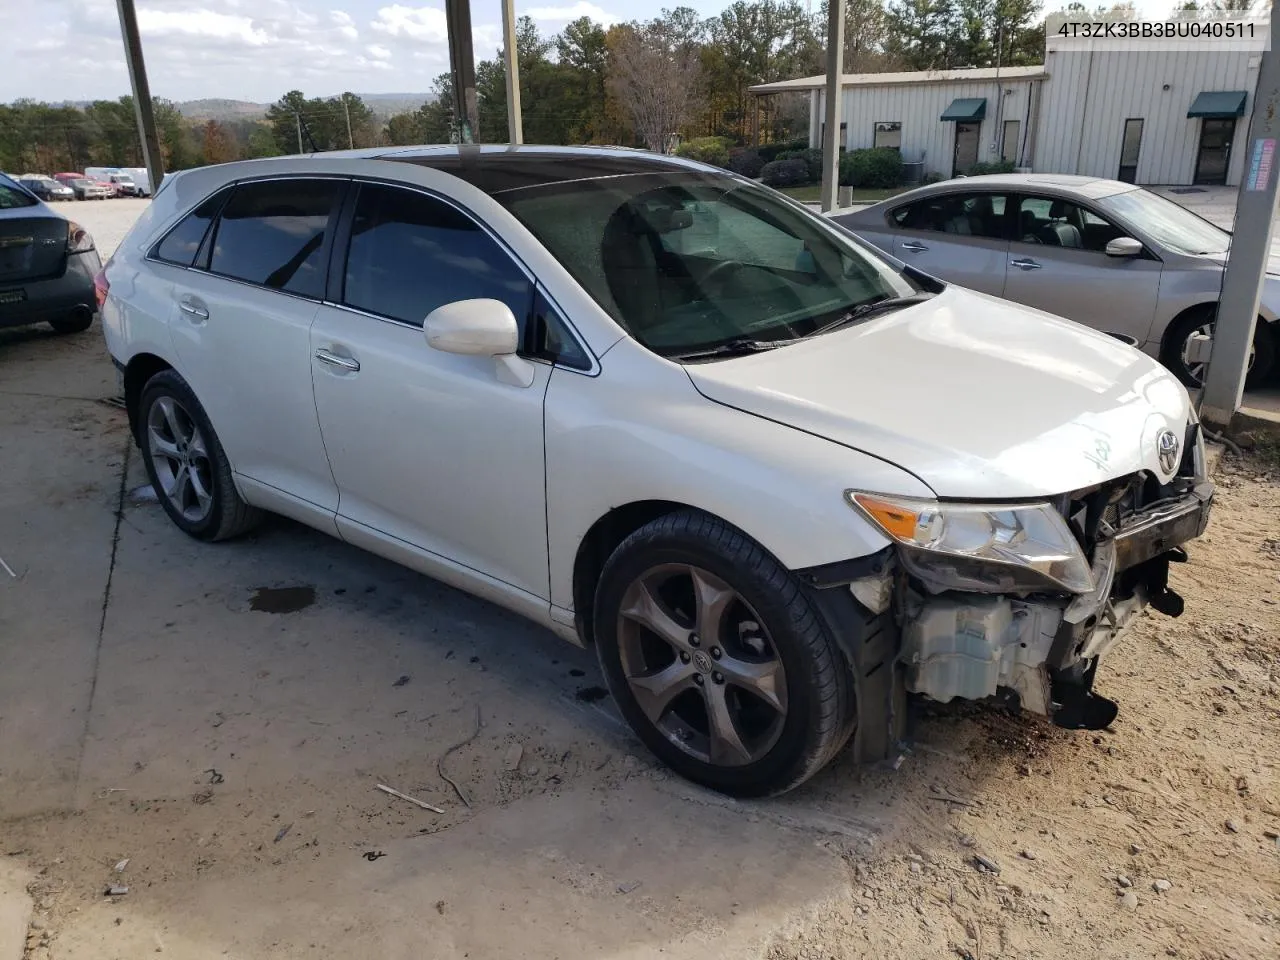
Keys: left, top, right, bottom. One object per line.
{"left": 0, "top": 174, "right": 102, "bottom": 335}
{"left": 18, "top": 177, "right": 74, "bottom": 202}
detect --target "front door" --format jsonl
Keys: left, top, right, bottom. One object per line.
{"left": 1003, "top": 194, "right": 1163, "bottom": 346}
{"left": 953, "top": 123, "right": 980, "bottom": 176}
{"left": 310, "top": 182, "right": 551, "bottom": 599}
{"left": 1194, "top": 119, "right": 1235, "bottom": 185}
{"left": 166, "top": 177, "right": 344, "bottom": 514}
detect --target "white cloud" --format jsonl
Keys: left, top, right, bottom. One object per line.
{"left": 370, "top": 4, "right": 449, "bottom": 42}
{"left": 525, "top": 2, "right": 616, "bottom": 25}
{"left": 137, "top": 9, "right": 272, "bottom": 46}
{"left": 366, "top": 43, "right": 392, "bottom": 59}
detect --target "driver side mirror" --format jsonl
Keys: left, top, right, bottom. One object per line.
{"left": 1105, "top": 236, "right": 1143, "bottom": 258}
{"left": 423, "top": 298, "right": 535, "bottom": 388}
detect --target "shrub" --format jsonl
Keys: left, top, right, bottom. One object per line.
{"left": 921, "top": 172, "right": 945, "bottom": 185}
{"left": 726, "top": 148, "right": 765, "bottom": 178}
{"left": 757, "top": 137, "right": 807, "bottom": 163}
{"left": 797, "top": 148, "right": 824, "bottom": 183}
{"left": 838, "top": 147, "right": 904, "bottom": 188}
{"left": 674, "top": 136, "right": 732, "bottom": 167}
{"left": 760, "top": 157, "right": 810, "bottom": 188}
{"left": 966, "top": 160, "right": 1017, "bottom": 176}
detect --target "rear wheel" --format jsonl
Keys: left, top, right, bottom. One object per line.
{"left": 138, "top": 370, "right": 262, "bottom": 541}
{"left": 1164, "top": 307, "right": 1275, "bottom": 388}
{"left": 593, "top": 510, "right": 861, "bottom": 796}
{"left": 47, "top": 310, "right": 93, "bottom": 335}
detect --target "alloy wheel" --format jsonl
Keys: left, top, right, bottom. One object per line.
{"left": 615, "top": 563, "right": 787, "bottom": 767}
{"left": 147, "top": 395, "right": 214, "bottom": 524}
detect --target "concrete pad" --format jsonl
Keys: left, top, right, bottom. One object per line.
{"left": 50, "top": 780, "right": 848, "bottom": 960}
{"left": 0, "top": 861, "right": 31, "bottom": 960}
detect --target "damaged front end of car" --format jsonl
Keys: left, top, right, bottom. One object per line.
{"left": 842, "top": 421, "right": 1213, "bottom": 735}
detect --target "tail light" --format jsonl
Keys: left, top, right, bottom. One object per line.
{"left": 67, "top": 220, "right": 95, "bottom": 254}
{"left": 94, "top": 268, "right": 110, "bottom": 309}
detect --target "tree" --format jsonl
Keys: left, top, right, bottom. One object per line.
{"left": 200, "top": 119, "right": 237, "bottom": 164}
{"left": 608, "top": 16, "right": 704, "bottom": 151}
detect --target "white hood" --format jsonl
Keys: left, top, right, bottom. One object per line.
{"left": 686, "top": 287, "right": 1192, "bottom": 500}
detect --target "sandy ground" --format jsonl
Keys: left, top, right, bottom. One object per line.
{"left": 0, "top": 199, "right": 1276, "bottom": 960}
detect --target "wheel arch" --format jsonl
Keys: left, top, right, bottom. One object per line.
{"left": 123, "top": 352, "right": 174, "bottom": 444}
{"left": 572, "top": 499, "right": 711, "bottom": 648}
{"left": 1160, "top": 300, "right": 1278, "bottom": 358}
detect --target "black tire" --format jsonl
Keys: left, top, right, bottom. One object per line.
{"left": 1163, "top": 307, "right": 1276, "bottom": 388}
{"left": 47, "top": 310, "right": 93, "bottom": 335}
{"left": 138, "top": 370, "right": 262, "bottom": 541}
{"left": 593, "top": 509, "right": 863, "bottom": 797}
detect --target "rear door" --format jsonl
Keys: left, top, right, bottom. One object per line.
{"left": 885, "top": 190, "right": 1011, "bottom": 296}
{"left": 1003, "top": 194, "right": 1162, "bottom": 343}
{"left": 165, "top": 177, "right": 344, "bottom": 518}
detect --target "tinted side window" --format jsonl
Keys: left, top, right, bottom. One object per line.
{"left": 154, "top": 190, "right": 228, "bottom": 267}
{"left": 898, "top": 193, "right": 1007, "bottom": 239}
{"left": 209, "top": 179, "right": 340, "bottom": 298}
{"left": 343, "top": 183, "right": 532, "bottom": 329}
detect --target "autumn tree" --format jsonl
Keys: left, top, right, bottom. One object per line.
{"left": 607, "top": 15, "right": 705, "bottom": 151}
{"left": 200, "top": 119, "right": 237, "bottom": 164}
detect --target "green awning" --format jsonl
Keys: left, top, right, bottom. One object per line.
{"left": 1187, "top": 90, "right": 1247, "bottom": 118}
{"left": 940, "top": 98, "right": 986, "bottom": 121}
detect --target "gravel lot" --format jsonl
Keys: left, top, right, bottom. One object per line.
{"left": 0, "top": 196, "right": 1276, "bottom": 960}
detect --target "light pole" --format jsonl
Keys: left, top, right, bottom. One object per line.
{"left": 819, "top": 0, "right": 845, "bottom": 212}
{"left": 502, "top": 0, "right": 523, "bottom": 144}
{"left": 114, "top": 0, "right": 164, "bottom": 192}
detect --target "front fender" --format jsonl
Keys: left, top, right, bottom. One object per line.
{"left": 543, "top": 339, "right": 931, "bottom": 611}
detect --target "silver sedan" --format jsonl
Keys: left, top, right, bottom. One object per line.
{"left": 834, "top": 173, "right": 1276, "bottom": 386}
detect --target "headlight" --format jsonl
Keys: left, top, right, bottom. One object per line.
{"left": 66, "top": 221, "right": 95, "bottom": 253}
{"left": 847, "top": 491, "right": 1094, "bottom": 594}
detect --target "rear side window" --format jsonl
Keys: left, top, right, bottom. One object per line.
{"left": 893, "top": 192, "right": 1007, "bottom": 240}
{"left": 209, "top": 179, "right": 341, "bottom": 299}
{"left": 342, "top": 183, "right": 532, "bottom": 329}
{"left": 153, "top": 190, "right": 229, "bottom": 267}
{"left": 0, "top": 181, "right": 38, "bottom": 209}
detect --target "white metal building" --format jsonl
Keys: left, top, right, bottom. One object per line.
{"left": 752, "top": 30, "right": 1263, "bottom": 186}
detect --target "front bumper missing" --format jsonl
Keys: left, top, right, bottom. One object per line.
{"left": 894, "top": 482, "right": 1213, "bottom": 727}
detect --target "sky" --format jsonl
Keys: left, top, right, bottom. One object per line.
{"left": 1, "top": 0, "right": 1183, "bottom": 105}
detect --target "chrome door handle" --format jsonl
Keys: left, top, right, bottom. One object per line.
{"left": 178, "top": 299, "right": 209, "bottom": 320}
{"left": 314, "top": 348, "right": 360, "bottom": 372}
{"left": 900, "top": 241, "right": 928, "bottom": 253}
{"left": 1010, "top": 258, "right": 1042, "bottom": 270}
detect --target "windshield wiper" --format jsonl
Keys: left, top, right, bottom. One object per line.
{"left": 668, "top": 336, "right": 802, "bottom": 362}
{"left": 817, "top": 293, "right": 935, "bottom": 336}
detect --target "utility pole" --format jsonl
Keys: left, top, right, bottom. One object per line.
{"left": 502, "top": 0, "right": 523, "bottom": 143}
{"left": 819, "top": 0, "right": 845, "bottom": 212}
{"left": 295, "top": 112, "right": 304, "bottom": 153}
{"left": 114, "top": 0, "right": 164, "bottom": 194}
{"left": 342, "top": 97, "right": 354, "bottom": 149}
{"left": 1200, "top": 15, "right": 1280, "bottom": 429}
{"left": 445, "top": 0, "right": 480, "bottom": 143}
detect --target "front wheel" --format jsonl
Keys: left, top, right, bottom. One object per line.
{"left": 593, "top": 510, "right": 862, "bottom": 797}
{"left": 1164, "top": 308, "right": 1275, "bottom": 388}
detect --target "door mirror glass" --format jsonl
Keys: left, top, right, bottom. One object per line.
{"left": 424, "top": 298, "right": 520, "bottom": 356}
{"left": 1105, "top": 236, "right": 1143, "bottom": 258}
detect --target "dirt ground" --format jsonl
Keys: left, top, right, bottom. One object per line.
{"left": 0, "top": 201, "right": 1276, "bottom": 960}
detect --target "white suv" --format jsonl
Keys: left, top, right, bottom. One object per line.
{"left": 101, "top": 147, "right": 1213, "bottom": 796}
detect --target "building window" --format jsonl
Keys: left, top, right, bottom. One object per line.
{"left": 1002, "top": 120, "right": 1020, "bottom": 164}
{"left": 1118, "top": 118, "right": 1144, "bottom": 184}
{"left": 873, "top": 122, "right": 902, "bottom": 151}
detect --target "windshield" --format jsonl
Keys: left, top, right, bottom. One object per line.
{"left": 72, "top": 179, "right": 93, "bottom": 187}
{"left": 1096, "top": 188, "right": 1230, "bottom": 256}
{"left": 498, "top": 171, "right": 916, "bottom": 357}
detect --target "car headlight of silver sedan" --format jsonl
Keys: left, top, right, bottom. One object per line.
{"left": 847, "top": 492, "right": 1094, "bottom": 595}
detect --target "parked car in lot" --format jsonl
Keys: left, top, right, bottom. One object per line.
{"left": 85, "top": 167, "right": 143, "bottom": 197}
{"left": 53, "top": 172, "right": 110, "bottom": 200}
{"left": 102, "top": 148, "right": 1212, "bottom": 795}
{"left": 121, "top": 167, "right": 152, "bottom": 197}
{"left": 0, "top": 173, "right": 100, "bottom": 335}
{"left": 834, "top": 174, "right": 1276, "bottom": 387}
{"left": 17, "top": 176, "right": 74, "bottom": 201}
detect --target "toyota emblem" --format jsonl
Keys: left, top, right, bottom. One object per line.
{"left": 1157, "top": 429, "right": 1180, "bottom": 473}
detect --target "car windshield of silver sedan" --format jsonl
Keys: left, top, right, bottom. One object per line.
{"left": 499, "top": 172, "right": 921, "bottom": 359}
{"left": 1096, "top": 187, "right": 1229, "bottom": 257}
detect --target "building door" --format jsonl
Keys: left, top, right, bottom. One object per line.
{"left": 953, "top": 123, "right": 980, "bottom": 176}
{"left": 1118, "top": 118, "right": 1143, "bottom": 184}
{"left": 1194, "top": 118, "right": 1235, "bottom": 185}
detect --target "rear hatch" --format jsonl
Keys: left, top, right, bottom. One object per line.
{"left": 0, "top": 216, "right": 67, "bottom": 284}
